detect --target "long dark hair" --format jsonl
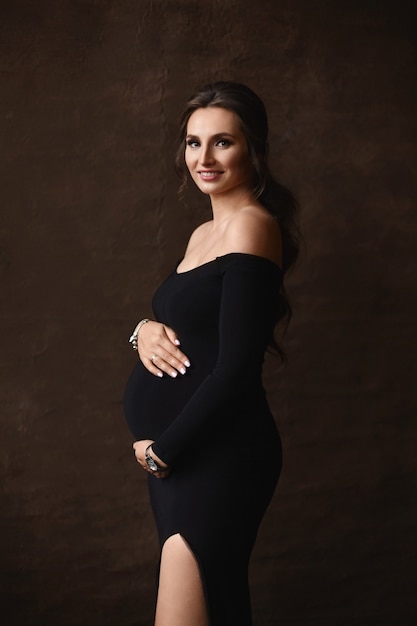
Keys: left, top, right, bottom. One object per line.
{"left": 175, "top": 81, "right": 300, "bottom": 361}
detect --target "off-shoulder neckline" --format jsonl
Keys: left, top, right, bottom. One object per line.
{"left": 175, "top": 252, "right": 282, "bottom": 275}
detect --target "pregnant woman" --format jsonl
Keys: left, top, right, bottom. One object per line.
{"left": 124, "top": 81, "right": 299, "bottom": 626}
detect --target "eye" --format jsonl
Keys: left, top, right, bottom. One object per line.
{"left": 186, "top": 139, "right": 200, "bottom": 149}
{"left": 216, "top": 139, "right": 231, "bottom": 147}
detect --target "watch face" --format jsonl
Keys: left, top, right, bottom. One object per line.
{"left": 146, "top": 449, "right": 159, "bottom": 472}
{"left": 148, "top": 458, "right": 158, "bottom": 472}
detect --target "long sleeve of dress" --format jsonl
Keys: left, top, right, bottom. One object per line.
{"left": 152, "top": 254, "right": 282, "bottom": 466}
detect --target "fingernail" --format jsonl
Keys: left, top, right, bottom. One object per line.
{"left": 180, "top": 367, "right": 186, "bottom": 375}
{"left": 184, "top": 360, "right": 191, "bottom": 367}
{"left": 174, "top": 339, "right": 181, "bottom": 345}
{"left": 170, "top": 371, "right": 177, "bottom": 378}
{"left": 157, "top": 372, "right": 163, "bottom": 378}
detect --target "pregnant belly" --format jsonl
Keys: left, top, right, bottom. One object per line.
{"left": 123, "top": 361, "right": 204, "bottom": 440}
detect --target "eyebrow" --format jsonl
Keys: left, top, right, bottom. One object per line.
{"left": 185, "top": 132, "right": 236, "bottom": 141}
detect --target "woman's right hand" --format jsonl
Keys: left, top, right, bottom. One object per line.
{"left": 137, "top": 320, "right": 191, "bottom": 378}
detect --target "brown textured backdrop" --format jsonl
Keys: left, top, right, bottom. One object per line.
{"left": 1, "top": 1, "right": 416, "bottom": 624}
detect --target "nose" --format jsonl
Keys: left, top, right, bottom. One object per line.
{"left": 199, "top": 143, "right": 215, "bottom": 166}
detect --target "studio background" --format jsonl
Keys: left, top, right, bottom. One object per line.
{"left": 1, "top": 1, "right": 416, "bottom": 624}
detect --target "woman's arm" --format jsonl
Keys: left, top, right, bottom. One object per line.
{"left": 151, "top": 254, "right": 282, "bottom": 466}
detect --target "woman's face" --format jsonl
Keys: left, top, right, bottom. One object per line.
{"left": 184, "top": 106, "right": 253, "bottom": 197}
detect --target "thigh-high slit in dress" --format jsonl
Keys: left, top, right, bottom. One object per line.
{"left": 124, "top": 253, "right": 283, "bottom": 626}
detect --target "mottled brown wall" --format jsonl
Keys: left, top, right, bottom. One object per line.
{"left": 1, "top": 1, "right": 416, "bottom": 624}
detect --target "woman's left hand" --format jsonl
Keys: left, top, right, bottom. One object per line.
{"left": 133, "top": 439, "right": 170, "bottom": 478}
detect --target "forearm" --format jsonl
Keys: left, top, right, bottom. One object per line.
{"left": 152, "top": 256, "right": 281, "bottom": 465}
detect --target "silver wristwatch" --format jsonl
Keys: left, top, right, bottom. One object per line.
{"left": 145, "top": 445, "right": 164, "bottom": 473}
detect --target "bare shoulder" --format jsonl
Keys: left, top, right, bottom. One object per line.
{"left": 224, "top": 206, "right": 282, "bottom": 267}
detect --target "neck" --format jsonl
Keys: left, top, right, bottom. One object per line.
{"left": 209, "top": 187, "right": 256, "bottom": 223}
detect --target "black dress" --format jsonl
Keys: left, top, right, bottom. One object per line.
{"left": 124, "top": 252, "right": 283, "bottom": 626}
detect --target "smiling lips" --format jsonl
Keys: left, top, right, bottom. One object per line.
{"left": 198, "top": 170, "right": 223, "bottom": 181}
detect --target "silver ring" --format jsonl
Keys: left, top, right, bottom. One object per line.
{"left": 151, "top": 354, "right": 157, "bottom": 363}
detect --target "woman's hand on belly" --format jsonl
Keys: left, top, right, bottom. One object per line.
{"left": 137, "top": 321, "right": 191, "bottom": 378}
{"left": 133, "top": 439, "right": 170, "bottom": 478}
